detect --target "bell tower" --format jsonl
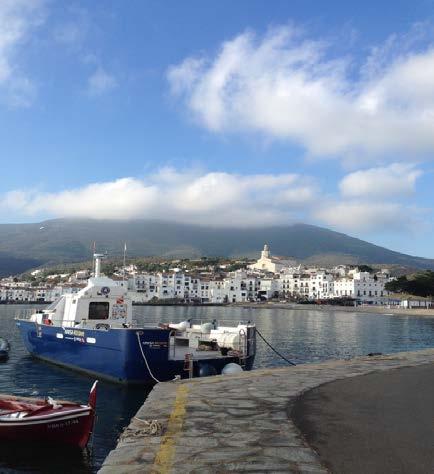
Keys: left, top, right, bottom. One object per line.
{"left": 261, "top": 243, "right": 270, "bottom": 260}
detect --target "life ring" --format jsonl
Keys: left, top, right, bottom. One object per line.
{"left": 43, "top": 319, "right": 53, "bottom": 326}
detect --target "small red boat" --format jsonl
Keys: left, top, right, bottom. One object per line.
{"left": 0, "top": 381, "right": 97, "bottom": 449}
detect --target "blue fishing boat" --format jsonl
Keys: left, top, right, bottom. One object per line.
{"left": 16, "top": 254, "right": 256, "bottom": 384}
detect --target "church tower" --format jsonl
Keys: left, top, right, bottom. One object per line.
{"left": 261, "top": 243, "right": 270, "bottom": 260}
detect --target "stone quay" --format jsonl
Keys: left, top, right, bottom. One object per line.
{"left": 99, "top": 348, "right": 434, "bottom": 473}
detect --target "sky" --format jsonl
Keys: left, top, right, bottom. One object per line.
{"left": 0, "top": 0, "right": 434, "bottom": 258}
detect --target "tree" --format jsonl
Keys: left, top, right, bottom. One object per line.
{"left": 385, "top": 271, "right": 434, "bottom": 298}
{"left": 357, "top": 265, "right": 374, "bottom": 273}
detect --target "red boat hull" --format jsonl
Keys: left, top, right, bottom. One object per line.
{"left": 0, "top": 407, "right": 95, "bottom": 449}
{"left": 0, "top": 381, "right": 98, "bottom": 449}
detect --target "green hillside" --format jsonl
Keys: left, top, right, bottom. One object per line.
{"left": 0, "top": 218, "right": 432, "bottom": 276}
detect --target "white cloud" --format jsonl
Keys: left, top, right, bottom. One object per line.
{"left": 315, "top": 163, "right": 426, "bottom": 233}
{"left": 3, "top": 167, "right": 427, "bottom": 234}
{"left": 0, "top": 169, "right": 318, "bottom": 227}
{"left": 339, "top": 163, "right": 422, "bottom": 198}
{"left": 0, "top": 0, "right": 45, "bottom": 106}
{"left": 87, "top": 67, "right": 117, "bottom": 96}
{"left": 314, "top": 201, "right": 418, "bottom": 233}
{"left": 168, "top": 25, "right": 434, "bottom": 162}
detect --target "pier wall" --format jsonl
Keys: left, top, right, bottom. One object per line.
{"left": 99, "top": 348, "right": 434, "bottom": 473}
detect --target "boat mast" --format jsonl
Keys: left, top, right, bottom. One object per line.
{"left": 122, "top": 243, "right": 126, "bottom": 283}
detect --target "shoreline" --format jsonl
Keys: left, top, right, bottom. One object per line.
{"left": 3, "top": 300, "right": 434, "bottom": 318}
{"left": 232, "top": 301, "right": 434, "bottom": 318}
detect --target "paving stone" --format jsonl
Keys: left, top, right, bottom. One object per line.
{"left": 223, "top": 460, "right": 297, "bottom": 472}
{"left": 259, "top": 433, "right": 302, "bottom": 447}
{"left": 102, "top": 445, "right": 144, "bottom": 465}
{"left": 263, "top": 446, "right": 320, "bottom": 463}
{"left": 297, "top": 464, "right": 329, "bottom": 473}
{"left": 225, "top": 408, "right": 261, "bottom": 417}
{"left": 99, "top": 348, "right": 434, "bottom": 474}
{"left": 192, "top": 446, "right": 262, "bottom": 463}
{"left": 99, "top": 465, "right": 152, "bottom": 474}
{"left": 176, "top": 436, "right": 219, "bottom": 448}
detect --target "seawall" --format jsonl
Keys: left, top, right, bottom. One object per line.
{"left": 99, "top": 348, "right": 434, "bottom": 473}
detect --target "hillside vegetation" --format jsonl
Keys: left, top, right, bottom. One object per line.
{"left": 385, "top": 271, "right": 434, "bottom": 298}
{"left": 0, "top": 218, "right": 432, "bottom": 276}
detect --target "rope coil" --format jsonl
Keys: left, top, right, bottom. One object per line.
{"left": 120, "top": 418, "right": 163, "bottom": 441}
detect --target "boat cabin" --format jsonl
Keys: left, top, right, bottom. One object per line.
{"left": 30, "top": 254, "right": 132, "bottom": 329}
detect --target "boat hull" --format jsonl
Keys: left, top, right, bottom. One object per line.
{"left": 0, "top": 408, "right": 94, "bottom": 449}
{"left": 16, "top": 320, "right": 255, "bottom": 384}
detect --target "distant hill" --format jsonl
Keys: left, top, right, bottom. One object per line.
{"left": 0, "top": 218, "right": 432, "bottom": 276}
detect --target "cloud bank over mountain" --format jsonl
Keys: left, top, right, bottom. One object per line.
{"left": 1, "top": 169, "right": 317, "bottom": 227}
{"left": 1, "top": 164, "right": 425, "bottom": 236}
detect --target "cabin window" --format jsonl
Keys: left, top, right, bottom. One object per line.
{"left": 89, "top": 302, "right": 110, "bottom": 320}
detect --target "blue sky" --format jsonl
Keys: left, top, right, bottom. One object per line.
{"left": 1, "top": 0, "right": 434, "bottom": 257}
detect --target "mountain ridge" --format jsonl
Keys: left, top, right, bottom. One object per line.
{"left": 0, "top": 218, "right": 431, "bottom": 276}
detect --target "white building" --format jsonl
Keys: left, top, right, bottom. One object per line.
{"left": 0, "top": 285, "right": 63, "bottom": 302}
{"left": 127, "top": 269, "right": 278, "bottom": 304}
{"left": 280, "top": 270, "right": 334, "bottom": 300}
{"left": 249, "top": 244, "right": 297, "bottom": 273}
{"left": 333, "top": 271, "right": 389, "bottom": 303}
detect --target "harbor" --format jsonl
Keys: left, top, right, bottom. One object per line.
{"left": 2, "top": 0, "right": 434, "bottom": 472}
{"left": 2, "top": 303, "right": 434, "bottom": 472}
{"left": 100, "top": 348, "right": 434, "bottom": 473}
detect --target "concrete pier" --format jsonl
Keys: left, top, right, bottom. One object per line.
{"left": 99, "top": 348, "right": 434, "bottom": 473}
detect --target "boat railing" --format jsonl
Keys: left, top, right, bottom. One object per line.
{"left": 185, "top": 318, "right": 254, "bottom": 328}
{"left": 16, "top": 312, "right": 76, "bottom": 327}
{"left": 15, "top": 309, "right": 39, "bottom": 321}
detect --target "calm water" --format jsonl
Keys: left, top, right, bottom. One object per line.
{"left": 1, "top": 304, "right": 434, "bottom": 472}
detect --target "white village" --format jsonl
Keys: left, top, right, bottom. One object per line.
{"left": 0, "top": 244, "right": 428, "bottom": 309}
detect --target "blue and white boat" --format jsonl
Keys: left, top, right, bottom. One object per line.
{"left": 16, "top": 254, "right": 256, "bottom": 384}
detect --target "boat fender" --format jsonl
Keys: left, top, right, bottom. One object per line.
{"left": 221, "top": 363, "right": 243, "bottom": 375}
{"left": 168, "top": 321, "right": 189, "bottom": 331}
{"left": 200, "top": 323, "right": 213, "bottom": 333}
{"left": 198, "top": 363, "right": 217, "bottom": 377}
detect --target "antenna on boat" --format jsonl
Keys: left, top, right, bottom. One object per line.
{"left": 122, "top": 242, "right": 127, "bottom": 285}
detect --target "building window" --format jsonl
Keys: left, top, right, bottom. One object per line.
{"left": 89, "top": 302, "right": 109, "bottom": 320}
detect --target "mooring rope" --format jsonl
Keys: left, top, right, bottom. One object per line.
{"left": 132, "top": 418, "right": 163, "bottom": 435}
{"left": 119, "top": 418, "right": 163, "bottom": 441}
{"left": 136, "top": 332, "right": 161, "bottom": 383}
{"left": 256, "top": 328, "right": 297, "bottom": 366}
